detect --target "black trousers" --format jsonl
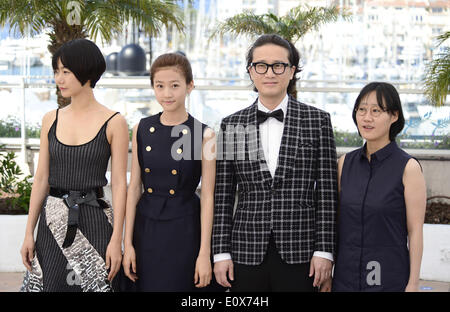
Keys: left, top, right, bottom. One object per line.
{"left": 231, "top": 235, "right": 316, "bottom": 292}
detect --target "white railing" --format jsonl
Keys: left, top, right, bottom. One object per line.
{"left": 0, "top": 76, "right": 448, "bottom": 163}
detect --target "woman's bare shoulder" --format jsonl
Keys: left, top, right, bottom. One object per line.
{"left": 41, "top": 109, "right": 58, "bottom": 127}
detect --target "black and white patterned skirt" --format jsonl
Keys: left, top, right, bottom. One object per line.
{"left": 20, "top": 195, "right": 120, "bottom": 292}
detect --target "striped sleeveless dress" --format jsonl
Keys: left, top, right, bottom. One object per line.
{"left": 21, "top": 109, "right": 120, "bottom": 292}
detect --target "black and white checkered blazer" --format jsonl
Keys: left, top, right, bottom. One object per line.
{"left": 212, "top": 95, "right": 338, "bottom": 265}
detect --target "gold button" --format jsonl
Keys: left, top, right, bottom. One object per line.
{"left": 169, "top": 189, "right": 175, "bottom": 195}
{"left": 145, "top": 168, "right": 150, "bottom": 173}
{"left": 147, "top": 188, "right": 153, "bottom": 193}
{"left": 182, "top": 129, "right": 188, "bottom": 135}
{"left": 149, "top": 127, "right": 155, "bottom": 133}
{"left": 177, "top": 148, "right": 182, "bottom": 154}
{"left": 146, "top": 146, "right": 151, "bottom": 152}
{"left": 171, "top": 169, "right": 177, "bottom": 175}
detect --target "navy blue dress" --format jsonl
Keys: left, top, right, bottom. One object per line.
{"left": 332, "top": 141, "right": 413, "bottom": 292}
{"left": 132, "top": 112, "right": 209, "bottom": 291}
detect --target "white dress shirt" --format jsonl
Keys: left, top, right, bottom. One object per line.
{"left": 214, "top": 95, "right": 333, "bottom": 263}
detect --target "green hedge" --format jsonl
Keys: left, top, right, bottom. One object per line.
{"left": 0, "top": 118, "right": 448, "bottom": 150}
{"left": 333, "top": 129, "right": 450, "bottom": 149}
{"left": 0, "top": 116, "right": 40, "bottom": 138}
{"left": 333, "top": 129, "right": 364, "bottom": 147}
{"left": 397, "top": 134, "right": 450, "bottom": 149}
{"left": 0, "top": 148, "right": 32, "bottom": 213}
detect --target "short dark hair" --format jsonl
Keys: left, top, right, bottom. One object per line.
{"left": 150, "top": 53, "right": 193, "bottom": 86}
{"left": 352, "top": 82, "right": 405, "bottom": 141}
{"left": 246, "top": 34, "right": 301, "bottom": 95}
{"left": 52, "top": 39, "right": 106, "bottom": 88}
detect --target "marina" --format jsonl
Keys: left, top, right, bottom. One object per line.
{"left": 0, "top": 0, "right": 449, "bottom": 140}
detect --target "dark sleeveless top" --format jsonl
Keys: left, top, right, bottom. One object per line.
{"left": 332, "top": 141, "right": 413, "bottom": 292}
{"left": 47, "top": 109, "right": 119, "bottom": 191}
{"left": 135, "top": 112, "right": 207, "bottom": 220}
{"left": 127, "top": 112, "right": 218, "bottom": 291}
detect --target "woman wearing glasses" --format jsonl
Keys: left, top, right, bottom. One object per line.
{"left": 329, "top": 82, "right": 426, "bottom": 292}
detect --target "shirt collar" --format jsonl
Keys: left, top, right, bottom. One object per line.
{"left": 360, "top": 140, "right": 398, "bottom": 162}
{"left": 257, "top": 94, "right": 288, "bottom": 116}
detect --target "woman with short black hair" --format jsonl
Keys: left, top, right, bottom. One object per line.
{"left": 329, "top": 82, "right": 426, "bottom": 292}
{"left": 20, "top": 38, "right": 128, "bottom": 292}
{"left": 351, "top": 82, "right": 406, "bottom": 141}
{"left": 51, "top": 38, "right": 106, "bottom": 88}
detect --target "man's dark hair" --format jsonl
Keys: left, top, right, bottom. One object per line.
{"left": 246, "top": 34, "right": 301, "bottom": 94}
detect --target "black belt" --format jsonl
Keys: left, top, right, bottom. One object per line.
{"left": 49, "top": 187, "right": 104, "bottom": 199}
{"left": 49, "top": 187, "right": 107, "bottom": 248}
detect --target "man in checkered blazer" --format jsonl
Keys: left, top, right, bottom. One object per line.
{"left": 212, "top": 35, "right": 338, "bottom": 292}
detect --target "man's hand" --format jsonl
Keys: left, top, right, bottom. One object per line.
{"left": 309, "top": 256, "right": 332, "bottom": 288}
{"left": 213, "top": 259, "right": 234, "bottom": 288}
{"left": 319, "top": 277, "right": 332, "bottom": 292}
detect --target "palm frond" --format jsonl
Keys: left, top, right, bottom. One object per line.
{"left": 209, "top": 4, "right": 350, "bottom": 44}
{"left": 0, "top": 0, "right": 54, "bottom": 36}
{"left": 424, "top": 46, "right": 450, "bottom": 107}
{"left": 284, "top": 5, "right": 350, "bottom": 43}
{"left": 80, "top": 0, "right": 184, "bottom": 43}
{"left": 436, "top": 31, "right": 450, "bottom": 46}
{"left": 209, "top": 10, "right": 276, "bottom": 41}
{"left": 115, "top": 0, "right": 184, "bottom": 35}
{"left": 0, "top": 0, "right": 184, "bottom": 45}
{"left": 83, "top": 0, "right": 124, "bottom": 42}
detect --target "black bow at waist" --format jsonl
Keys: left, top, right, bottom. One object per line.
{"left": 49, "top": 187, "right": 107, "bottom": 248}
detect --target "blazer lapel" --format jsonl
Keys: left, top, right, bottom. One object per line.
{"left": 246, "top": 101, "right": 259, "bottom": 159}
{"left": 247, "top": 100, "right": 273, "bottom": 185}
{"left": 273, "top": 96, "right": 301, "bottom": 185}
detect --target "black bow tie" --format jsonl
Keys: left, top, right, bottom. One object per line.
{"left": 257, "top": 109, "right": 284, "bottom": 124}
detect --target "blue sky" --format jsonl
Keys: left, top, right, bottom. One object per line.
{"left": 0, "top": 24, "right": 21, "bottom": 40}
{"left": 178, "top": 0, "right": 212, "bottom": 12}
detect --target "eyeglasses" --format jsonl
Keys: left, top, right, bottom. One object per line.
{"left": 250, "top": 62, "right": 290, "bottom": 75}
{"left": 355, "top": 106, "right": 386, "bottom": 117}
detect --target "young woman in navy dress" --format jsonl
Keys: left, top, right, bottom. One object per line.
{"left": 122, "top": 53, "right": 217, "bottom": 291}
{"left": 326, "top": 82, "right": 426, "bottom": 292}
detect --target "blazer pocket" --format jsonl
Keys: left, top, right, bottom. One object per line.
{"left": 296, "top": 203, "right": 316, "bottom": 247}
{"left": 295, "top": 202, "right": 316, "bottom": 227}
{"left": 298, "top": 140, "right": 315, "bottom": 150}
{"left": 299, "top": 140, "right": 314, "bottom": 146}
{"left": 296, "top": 141, "right": 316, "bottom": 167}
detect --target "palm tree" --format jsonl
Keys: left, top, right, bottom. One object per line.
{"left": 423, "top": 31, "right": 450, "bottom": 107}
{"left": 0, "top": 0, "right": 184, "bottom": 107}
{"left": 210, "top": 4, "right": 350, "bottom": 98}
